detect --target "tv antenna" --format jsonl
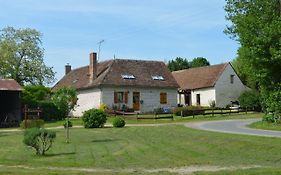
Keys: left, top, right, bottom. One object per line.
{"left": 97, "top": 39, "right": 105, "bottom": 60}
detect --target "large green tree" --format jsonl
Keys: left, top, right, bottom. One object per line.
{"left": 225, "top": 0, "right": 281, "bottom": 90}
{"left": 0, "top": 27, "right": 55, "bottom": 85}
{"left": 167, "top": 57, "right": 189, "bottom": 71}
{"left": 189, "top": 57, "right": 210, "bottom": 68}
{"left": 225, "top": 0, "right": 281, "bottom": 114}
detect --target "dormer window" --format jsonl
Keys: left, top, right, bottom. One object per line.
{"left": 121, "top": 74, "right": 135, "bottom": 79}
{"left": 152, "top": 75, "right": 164, "bottom": 81}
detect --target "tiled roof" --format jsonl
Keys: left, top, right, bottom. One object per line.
{"left": 172, "top": 63, "right": 228, "bottom": 90}
{"left": 53, "top": 59, "right": 179, "bottom": 90}
{"left": 0, "top": 79, "right": 23, "bottom": 91}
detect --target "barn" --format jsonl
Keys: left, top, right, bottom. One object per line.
{"left": 0, "top": 79, "right": 22, "bottom": 127}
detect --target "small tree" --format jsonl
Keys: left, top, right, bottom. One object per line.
{"left": 52, "top": 87, "right": 77, "bottom": 143}
{"left": 23, "top": 128, "right": 56, "bottom": 155}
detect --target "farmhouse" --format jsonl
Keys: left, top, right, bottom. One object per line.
{"left": 0, "top": 79, "right": 22, "bottom": 127}
{"left": 172, "top": 63, "right": 247, "bottom": 107}
{"left": 53, "top": 52, "right": 179, "bottom": 116}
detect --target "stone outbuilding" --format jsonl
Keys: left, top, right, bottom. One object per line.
{"left": 172, "top": 63, "right": 247, "bottom": 107}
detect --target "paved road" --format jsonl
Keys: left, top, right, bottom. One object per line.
{"left": 186, "top": 119, "right": 281, "bottom": 138}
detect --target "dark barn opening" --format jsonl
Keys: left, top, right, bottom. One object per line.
{"left": 0, "top": 79, "right": 22, "bottom": 128}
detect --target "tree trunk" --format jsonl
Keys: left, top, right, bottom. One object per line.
{"left": 279, "top": 0, "right": 281, "bottom": 14}
{"left": 66, "top": 116, "right": 70, "bottom": 143}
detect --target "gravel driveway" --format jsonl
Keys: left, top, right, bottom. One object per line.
{"left": 185, "top": 119, "right": 281, "bottom": 138}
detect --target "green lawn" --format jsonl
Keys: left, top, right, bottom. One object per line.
{"left": 0, "top": 121, "right": 280, "bottom": 174}
{"left": 249, "top": 121, "right": 281, "bottom": 131}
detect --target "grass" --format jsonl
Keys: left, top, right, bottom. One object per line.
{"left": 0, "top": 122, "right": 281, "bottom": 174}
{"left": 195, "top": 167, "right": 281, "bottom": 175}
{"left": 249, "top": 121, "right": 281, "bottom": 131}
{"left": 43, "top": 112, "right": 263, "bottom": 128}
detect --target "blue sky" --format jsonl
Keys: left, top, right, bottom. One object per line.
{"left": 0, "top": 0, "right": 239, "bottom": 84}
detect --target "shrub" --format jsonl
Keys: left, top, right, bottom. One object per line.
{"left": 173, "top": 106, "right": 204, "bottom": 116}
{"left": 63, "top": 120, "right": 73, "bottom": 128}
{"left": 38, "top": 101, "right": 63, "bottom": 121}
{"left": 112, "top": 117, "right": 126, "bottom": 128}
{"left": 23, "top": 128, "right": 56, "bottom": 155}
{"left": 262, "top": 114, "right": 279, "bottom": 123}
{"left": 82, "top": 109, "right": 107, "bottom": 128}
{"left": 99, "top": 104, "right": 108, "bottom": 111}
{"left": 238, "top": 90, "right": 261, "bottom": 111}
{"left": 20, "top": 119, "right": 44, "bottom": 129}
{"left": 208, "top": 100, "right": 216, "bottom": 108}
{"left": 264, "top": 87, "right": 281, "bottom": 117}
{"left": 154, "top": 107, "right": 164, "bottom": 114}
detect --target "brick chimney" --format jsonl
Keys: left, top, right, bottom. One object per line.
{"left": 89, "top": 52, "right": 97, "bottom": 83}
{"left": 65, "top": 63, "right": 71, "bottom": 75}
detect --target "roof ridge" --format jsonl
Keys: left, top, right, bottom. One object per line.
{"left": 172, "top": 62, "right": 228, "bottom": 73}
{"left": 114, "top": 58, "right": 164, "bottom": 63}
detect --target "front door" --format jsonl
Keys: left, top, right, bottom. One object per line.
{"left": 133, "top": 92, "right": 140, "bottom": 111}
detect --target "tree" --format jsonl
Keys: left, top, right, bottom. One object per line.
{"left": 225, "top": 0, "right": 281, "bottom": 90}
{"left": 0, "top": 27, "right": 55, "bottom": 85}
{"left": 21, "top": 85, "right": 52, "bottom": 105}
{"left": 52, "top": 87, "right": 78, "bottom": 143}
{"left": 189, "top": 57, "right": 210, "bottom": 68}
{"left": 232, "top": 57, "right": 258, "bottom": 90}
{"left": 167, "top": 57, "right": 189, "bottom": 71}
{"left": 225, "top": 0, "right": 281, "bottom": 114}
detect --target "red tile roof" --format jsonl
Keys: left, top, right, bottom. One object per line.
{"left": 0, "top": 79, "right": 23, "bottom": 91}
{"left": 172, "top": 63, "right": 228, "bottom": 90}
{"left": 53, "top": 59, "right": 179, "bottom": 90}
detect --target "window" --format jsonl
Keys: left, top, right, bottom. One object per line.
{"left": 160, "top": 92, "right": 167, "bottom": 104}
{"left": 114, "top": 91, "right": 128, "bottom": 103}
{"left": 230, "top": 75, "right": 234, "bottom": 84}
{"left": 121, "top": 74, "right": 135, "bottom": 79}
{"left": 196, "top": 94, "right": 201, "bottom": 105}
{"left": 152, "top": 75, "right": 164, "bottom": 81}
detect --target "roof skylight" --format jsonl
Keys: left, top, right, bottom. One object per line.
{"left": 72, "top": 79, "right": 78, "bottom": 83}
{"left": 152, "top": 75, "right": 164, "bottom": 81}
{"left": 121, "top": 74, "right": 135, "bottom": 79}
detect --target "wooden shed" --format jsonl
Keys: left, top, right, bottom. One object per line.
{"left": 0, "top": 79, "right": 23, "bottom": 127}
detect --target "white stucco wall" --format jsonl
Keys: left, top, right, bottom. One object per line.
{"left": 215, "top": 64, "right": 246, "bottom": 107}
{"left": 71, "top": 88, "right": 101, "bottom": 117}
{"left": 177, "top": 94, "right": 185, "bottom": 105}
{"left": 101, "top": 86, "right": 178, "bottom": 113}
{"left": 191, "top": 87, "right": 216, "bottom": 106}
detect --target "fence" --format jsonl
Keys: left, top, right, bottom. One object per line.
{"left": 180, "top": 107, "right": 253, "bottom": 118}
{"left": 110, "top": 107, "right": 253, "bottom": 120}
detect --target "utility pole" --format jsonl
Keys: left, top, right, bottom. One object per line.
{"left": 97, "top": 40, "right": 105, "bottom": 60}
